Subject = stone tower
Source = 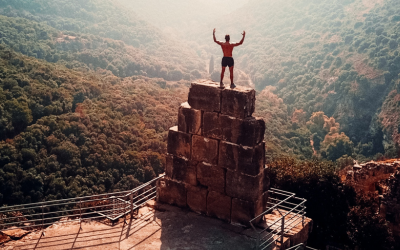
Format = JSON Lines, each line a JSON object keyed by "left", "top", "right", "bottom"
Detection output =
{"left": 158, "top": 80, "right": 269, "bottom": 225}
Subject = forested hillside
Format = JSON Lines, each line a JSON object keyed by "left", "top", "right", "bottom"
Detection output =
{"left": 0, "top": 45, "right": 187, "bottom": 205}
{"left": 0, "top": 0, "right": 208, "bottom": 205}
{"left": 191, "top": 0, "right": 400, "bottom": 161}
{"left": 0, "top": 0, "right": 205, "bottom": 80}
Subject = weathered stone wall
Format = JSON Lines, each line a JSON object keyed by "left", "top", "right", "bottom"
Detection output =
{"left": 157, "top": 80, "right": 269, "bottom": 225}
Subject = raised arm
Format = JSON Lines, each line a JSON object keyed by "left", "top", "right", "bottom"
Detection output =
{"left": 213, "top": 28, "right": 222, "bottom": 45}
{"left": 233, "top": 31, "right": 246, "bottom": 46}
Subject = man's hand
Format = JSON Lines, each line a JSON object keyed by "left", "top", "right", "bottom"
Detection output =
{"left": 235, "top": 31, "right": 246, "bottom": 46}
{"left": 213, "top": 28, "right": 216, "bottom": 34}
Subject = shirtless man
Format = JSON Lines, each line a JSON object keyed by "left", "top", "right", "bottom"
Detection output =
{"left": 213, "top": 28, "right": 246, "bottom": 89}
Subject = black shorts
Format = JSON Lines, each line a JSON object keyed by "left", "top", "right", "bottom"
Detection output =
{"left": 221, "top": 57, "right": 234, "bottom": 67}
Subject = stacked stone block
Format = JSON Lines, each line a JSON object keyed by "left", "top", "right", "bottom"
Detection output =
{"left": 158, "top": 80, "right": 269, "bottom": 225}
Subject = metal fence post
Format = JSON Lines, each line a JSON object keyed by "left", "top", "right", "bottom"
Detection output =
{"left": 41, "top": 205, "right": 44, "bottom": 229}
{"left": 79, "top": 199, "right": 82, "bottom": 230}
{"left": 302, "top": 199, "right": 305, "bottom": 226}
{"left": 280, "top": 216, "right": 285, "bottom": 250}
{"left": 130, "top": 193, "right": 134, "bottom": 216}
{"left": 122, "top": 193, "right": 128, "bottom": 225}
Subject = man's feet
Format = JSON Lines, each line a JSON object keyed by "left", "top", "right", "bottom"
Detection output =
{"left": 230, "top": 83, "right": 236, "bottom": 89}
{"left": 219, "top": 82, "right": 225, "bottom": 89}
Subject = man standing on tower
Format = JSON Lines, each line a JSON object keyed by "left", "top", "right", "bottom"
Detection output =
{"left": 213, "top": 28, "right": 245, "bottom": 89}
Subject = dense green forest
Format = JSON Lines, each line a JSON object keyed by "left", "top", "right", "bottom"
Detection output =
{"left": 0, "top": 45, "right": 188, "bottom": 205}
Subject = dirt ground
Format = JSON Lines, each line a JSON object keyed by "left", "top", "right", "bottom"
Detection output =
{"left": 1, "top": 204, "right": 257, "bottom": 250}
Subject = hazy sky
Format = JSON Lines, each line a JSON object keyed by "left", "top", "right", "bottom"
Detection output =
{"left": 117, "top": 0, "right": 249, "bottom": 36}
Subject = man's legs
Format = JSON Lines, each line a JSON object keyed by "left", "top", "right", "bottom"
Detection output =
{"left": 229, "top": 66, "right": 234, "bottom": 84}
{"left": 220, "top": 67, "right": 226, "bottom": 88}
{"left": 229, "top": 66, "right": 236, "bottom": 88}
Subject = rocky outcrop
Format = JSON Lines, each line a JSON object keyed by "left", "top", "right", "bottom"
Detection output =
{"left": 0, "top": 227, "right": 30, "bottom": 240}
{"left": 342, "top": 160, "right": 400, "bottom": 193}
{"left": 158, "top": 80, "right": 268, "bottom": 225}
{"left": 0, "top": 234, "right": 11, "bottom": 244}
{"left": 382, "top": 169, "right": 400, "bottom": 236}
{"left": 342, "top": 159, "right": 400, "bottom": 237}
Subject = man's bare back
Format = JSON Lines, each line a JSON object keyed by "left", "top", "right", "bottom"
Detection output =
{"left": 213, "top": 28, "right": 245, "bottom": 88}
{"left": 214, "top": 39, "right": 244, "bottom": 57}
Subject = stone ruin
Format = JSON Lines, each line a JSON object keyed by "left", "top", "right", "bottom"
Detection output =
{"left": 157, "top": 80, "right": 269, "bottom": 225}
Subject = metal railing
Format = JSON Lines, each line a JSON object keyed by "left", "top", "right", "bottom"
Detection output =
{"left": 250, "top": 188, "right": 307, "bottom": 250}
{"left": 286, "top": 243, "right": 318, "bottom": 250}
{"left": 0, "top": 175, "right": 165, "bottom": 235}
